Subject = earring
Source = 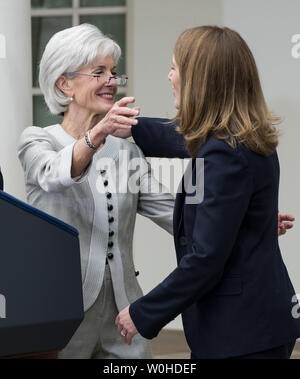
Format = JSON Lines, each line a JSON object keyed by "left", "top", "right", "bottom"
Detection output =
{"left": 69, "top": 96, "right": 74, "bottom": 103}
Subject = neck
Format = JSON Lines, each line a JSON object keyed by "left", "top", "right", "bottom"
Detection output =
{"left": 61, "top": 107, "right": 103, "bottom": 140}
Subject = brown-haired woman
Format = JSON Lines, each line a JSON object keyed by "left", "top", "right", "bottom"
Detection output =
{"left": 115, "top": 26, "right": 300, "bottom": 359}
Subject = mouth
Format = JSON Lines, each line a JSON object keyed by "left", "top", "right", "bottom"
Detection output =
{"left": 96, "top": 93, "right": 115, "bottom": 101}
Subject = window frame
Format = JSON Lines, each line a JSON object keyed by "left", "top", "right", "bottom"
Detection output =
{"left": 31, "top": 0, "right": 128, "bottom": 98}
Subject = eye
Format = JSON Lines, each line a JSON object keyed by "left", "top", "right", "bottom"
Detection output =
{"left": 111, "top": 71, "right": 118, "bottom": 76}
{"left": 94, "top": 71, "right": 104, "bottom": 75}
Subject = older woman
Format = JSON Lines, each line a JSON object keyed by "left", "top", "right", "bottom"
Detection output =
{"left": 18, "top": 24, "right": 174, "bottom": 359}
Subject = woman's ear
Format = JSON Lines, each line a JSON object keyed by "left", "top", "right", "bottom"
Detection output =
{"left": 56, "top": 76, "right": 73, "bottom": 98}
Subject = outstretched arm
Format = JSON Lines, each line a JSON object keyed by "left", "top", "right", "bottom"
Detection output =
{"left": 132, "top": 117, "right": 190, "bottom": 158}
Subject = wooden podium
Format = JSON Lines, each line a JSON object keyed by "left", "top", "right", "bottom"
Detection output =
{"left": 0, "top": 191, "right": 84, "bottom": 359}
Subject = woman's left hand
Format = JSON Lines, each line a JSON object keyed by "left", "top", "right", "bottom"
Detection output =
{"left": 115, "top": 306, "right": 138, "bottom": 345}
{"left": 278, "top": 212, "right": 295, "bottom": 236}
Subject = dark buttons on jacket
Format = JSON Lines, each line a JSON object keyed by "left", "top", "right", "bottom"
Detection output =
{"left": 109, "top": 217, "right": 114, "bottom": 223}
{"left": 109, "top": 231, "right": 114, "bottom": 237}
{"left": 104, "top": 180, "right": 109, "bottom": 187}
{"left": 108, "top": 204, "right": 113, "bottom": 212}
{"left": 107, "top": 252, "right": 114, "bottom": 260}
{"left": 135, "top": 271, "right": 140, "bottom": 277}
{"left": 108, "top": 241, "right": 114, "bottom": 248}
{"left": 179, "top": 236, "right": 188, "bottom": 246}
{"left": 106, "top": 192, "right": 112, "bottom": 199}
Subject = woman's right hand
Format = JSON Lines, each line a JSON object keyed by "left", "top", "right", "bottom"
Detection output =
{"left": 91, "top": 97, "right": 138, "bottom": 144}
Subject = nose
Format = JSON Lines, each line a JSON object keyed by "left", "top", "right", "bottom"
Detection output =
{"left": 106, "top": 76, "right": 117, "bottom": 87}
{"left": 168, "top": 70, "right": 172, "bottom": 82}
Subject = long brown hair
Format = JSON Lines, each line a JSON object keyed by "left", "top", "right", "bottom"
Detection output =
{"left": 173, "top": 26, "right": 280, "bottom": 157}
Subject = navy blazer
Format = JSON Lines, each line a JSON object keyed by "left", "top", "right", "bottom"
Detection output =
{"left": 130, "top": 117, "right": 300, "bottom": 359}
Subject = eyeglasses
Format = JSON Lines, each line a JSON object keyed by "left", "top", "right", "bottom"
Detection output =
{"left": 64, "top": 72, "right": 128, "bottom": 87}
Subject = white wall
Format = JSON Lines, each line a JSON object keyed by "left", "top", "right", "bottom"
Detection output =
{"left": 130, "top": 0, "right": 300, "bottom": 330}
{"left": 221, "top": 0, "right": 300, "bottom": 306}
{"left": 0, "top": 0, "right": 31, "bottom": 200}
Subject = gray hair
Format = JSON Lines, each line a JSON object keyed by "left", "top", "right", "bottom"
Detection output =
{"left": 39, "top": 23, "right": 121, "bottom": 115}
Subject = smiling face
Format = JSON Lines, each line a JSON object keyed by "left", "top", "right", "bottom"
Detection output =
{"left": 65, "top": 55, "right": 118, "bottom": 117}
{"left": 168, "top": 56, "right": 181, "bottom": 109}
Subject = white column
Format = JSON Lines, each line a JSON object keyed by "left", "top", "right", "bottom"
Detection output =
{"left": 0, "top": 0, "right": 32, "bottom": 200}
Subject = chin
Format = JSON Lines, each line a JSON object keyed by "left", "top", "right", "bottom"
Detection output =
{"left": 94, "top": 102, "right": 114, "bottom": 115}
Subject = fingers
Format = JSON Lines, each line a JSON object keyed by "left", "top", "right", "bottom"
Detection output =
{"left": 115, "top": 314, "right": 127, "bottom": 341}
{"left": 125, "top": 333, "right": 133, "bottom": 346}
{"left": 115, "top": 307, "right": 137, "bottom": 345}
{"left": 117, "top": 326, "right": 130, "bottom": 345}
{"left": 112, "top": 107, "right": 140, "bottom": 118}
{"left": 278, "top": 213, "right": 295, "bottom": 237}
{"left": 115, "top": 324, "right": 132, "bottom": 345}
{"left": 113, "top": 115, "right": 138, "bottom": 126}
{"left": 281, "top": 221, "right": 294, "bottom": 229}
{"left": 278, "top": 228, "right": 286, "bottom": 236}
{"left": 115, "top": 315, "right": 123, "bottom": 333}
{"left": 117, "top": 324, "right": 123, "bottom": 334}
{"left": 115, "top": 96, "right": 136, "bottom": 107}
{"left": 284, "top": 214, "right": 295, "bottom": 222}
{"left": 279, "top": 213, "right": 295, "bottom": 222}
{"left": 132, "top": 106, "right": 141, "bottom": 116}
{"left": 107, "top": 98, "right": 139, "bottom": 130}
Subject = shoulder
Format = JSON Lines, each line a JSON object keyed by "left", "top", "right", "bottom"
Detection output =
{"left": 195, "top": 137, "right": 254, "bottom": 198}
{"left": 199, "top": 136, "right": 278, "bottom": 173}
{"left": 197, "top": 136, "right": 250, "bottom": 168}
{"left": 19, "top": 125, "right": 56, "bottom": 144}
{"left": 195, "top": 137, "right": 253, "bottom": 189}
{"left": 18, "top": 126, "right": 60, "bottom": 159}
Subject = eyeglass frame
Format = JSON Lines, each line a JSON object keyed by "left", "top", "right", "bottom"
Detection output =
{"left": 63, "top": 72, "right": 128, "bottom": 86}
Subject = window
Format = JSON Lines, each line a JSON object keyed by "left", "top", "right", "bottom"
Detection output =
{"left": 31, "top": 0, "right": 127, "bottom": 127}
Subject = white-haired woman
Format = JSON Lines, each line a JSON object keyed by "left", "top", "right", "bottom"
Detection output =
{"left": 18, "top": 23, "right": 174, "bottom": 359}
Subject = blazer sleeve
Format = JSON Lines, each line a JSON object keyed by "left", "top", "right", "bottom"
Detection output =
{"left": 132, "top": 117, "right": 190, "bottom": 158}
{"left": 129, "top": 139, "right": 253, "bottom": 339}
{"left": 18, "top": 127, "right": 91, "bottom": 193}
